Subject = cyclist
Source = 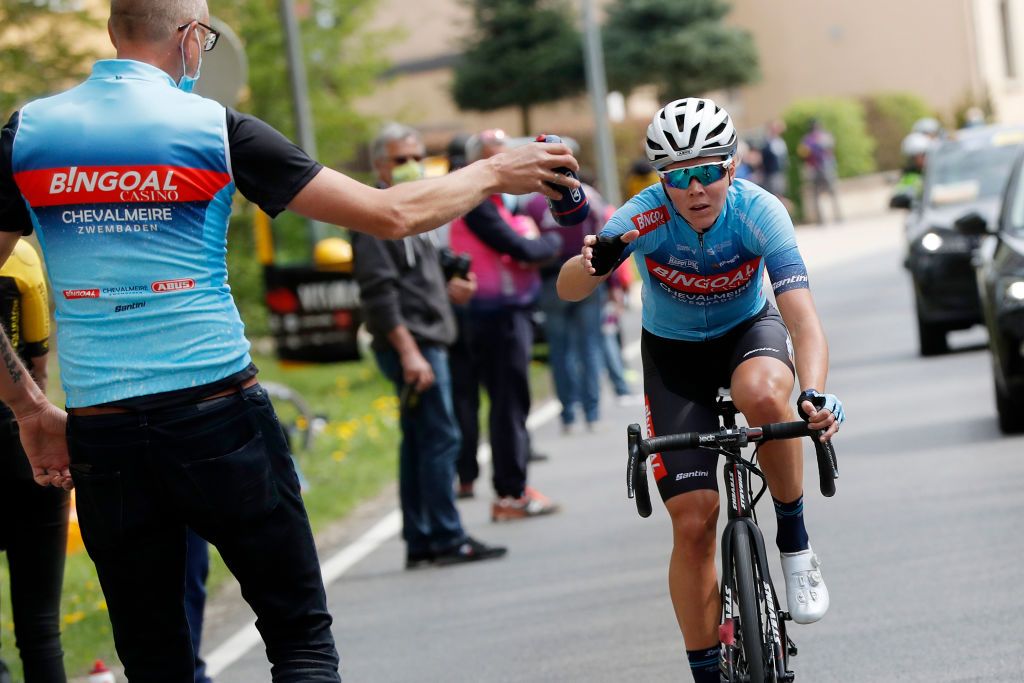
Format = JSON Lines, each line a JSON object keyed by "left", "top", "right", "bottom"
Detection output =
{"left": 556, "top": 98, "right": 844, "bottom": 683}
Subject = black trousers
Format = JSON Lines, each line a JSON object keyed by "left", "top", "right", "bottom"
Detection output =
{"left": 68, "top": 384, "right": 340, "bottom": 682}
{"left": 0, "top": 421, "right": 69, "bottom": 683}
{"left": 450, "top": 306, "right": 481, "bottom": 487}
{"left": 466, "top": 308, "right": 534, "bottom": 498}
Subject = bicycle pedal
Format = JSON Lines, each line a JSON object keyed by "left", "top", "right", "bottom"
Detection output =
{"left": 780, "top": 672, "right": 795, "bottom": 682}
{"left": 781, "top": 611, "right": 793, "bottom": 621}
{"left": 787, "top": 638, "right": 799, "bottom": 657}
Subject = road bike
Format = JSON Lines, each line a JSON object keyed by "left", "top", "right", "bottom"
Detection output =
{"left": 626, "top": 391, "right": 839, "bottom": 683}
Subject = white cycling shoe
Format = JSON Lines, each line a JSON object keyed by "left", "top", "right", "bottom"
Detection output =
{"left": 780, "top": 546, "right": 829, "bottom": 624}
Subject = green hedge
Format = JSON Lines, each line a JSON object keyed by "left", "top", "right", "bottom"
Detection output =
{"left": 862, "top": 92, "right": 935, "bottom": 171}
{"left": 781, "top": 97, "right": 876, "bottom": 222}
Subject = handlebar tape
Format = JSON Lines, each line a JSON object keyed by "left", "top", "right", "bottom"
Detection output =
{"left": 814, "top": 438, "right": 838, "bottom": 498}
{"left": 760, "top": 421, "right": 813, "bottom": 440}
{"left": 639, "top": 432, "right": 699, "bottom": 456}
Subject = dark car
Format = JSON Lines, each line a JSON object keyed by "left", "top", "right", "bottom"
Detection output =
{"left": 959, "top": 148, "right": 1024, "bottom": 432}
{"left": 899, "top": 125, "right": 1024, "bottom": 355}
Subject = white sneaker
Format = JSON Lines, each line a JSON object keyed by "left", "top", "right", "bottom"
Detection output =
{"left": 781, "top": 546, "right": 829, "bottom": 624}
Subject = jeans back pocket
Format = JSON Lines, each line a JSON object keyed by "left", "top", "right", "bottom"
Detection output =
{"left": 183, "top": 430, "right": 280, "bottom": 525}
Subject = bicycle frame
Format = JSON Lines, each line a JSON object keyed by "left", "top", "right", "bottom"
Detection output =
{"left": 626, "top": 392, "right": 836, "bottom": 682}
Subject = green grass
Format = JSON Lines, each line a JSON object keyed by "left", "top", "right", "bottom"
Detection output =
{"left": 0, "top": 351, "right": 553, "bottom": 680}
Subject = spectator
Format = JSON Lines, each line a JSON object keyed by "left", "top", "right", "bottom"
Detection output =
{"left": 798, "top": 119, "right": 844, "bottom": 224}
{"left": 352, "top": 123, "right": 506, "bottom": 567}
{"left": 450, "top": 129, "right": 561, "bottom": 520}
{"left": 0, "top": 239, "right": 67, "bottom": 683}
{"left": 524, "top": 182, "right": 608, "bottom": 432}
{"left": 761, "top": 120, "right": 790, "bottom": 199}
{"left": 0, "top": 2, "right": 578, "bottom": 678}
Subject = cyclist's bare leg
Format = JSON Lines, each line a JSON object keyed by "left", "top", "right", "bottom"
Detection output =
{"left": 730, "top": 356, "right": 802, "bottom": 501}
{"left": 665, "top": 489, "right": 721, "bottom": 648}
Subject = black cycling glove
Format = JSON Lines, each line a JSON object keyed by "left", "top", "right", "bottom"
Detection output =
{"left": 590, "top": 235, "right": 628, "bottom": 276}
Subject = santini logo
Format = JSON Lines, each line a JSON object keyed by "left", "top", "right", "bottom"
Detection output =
{"left": 675, "top": 470, "right": 709, "bottom": 481}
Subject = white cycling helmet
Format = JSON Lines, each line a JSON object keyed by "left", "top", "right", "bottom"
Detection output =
{"left": 645, "top": 98, "right": 738, "bottom": 170}
{"left": 901, "top": 131, "right": 932, "bottom": 157}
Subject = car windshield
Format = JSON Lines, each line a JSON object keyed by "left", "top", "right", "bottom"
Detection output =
{"left": 926, "top": 133, "right": 1024, "bottom": 209}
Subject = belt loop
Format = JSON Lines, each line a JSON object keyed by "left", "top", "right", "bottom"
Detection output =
{"left": 138, "top": 413, "right": 148, "bottom": 428}
{"left": 239, "top": 382, "right": 251, "bottom": 402}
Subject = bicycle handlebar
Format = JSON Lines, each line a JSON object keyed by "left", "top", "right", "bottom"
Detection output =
{"left": 627, "top": 421, "right": 839, "bottom": 517}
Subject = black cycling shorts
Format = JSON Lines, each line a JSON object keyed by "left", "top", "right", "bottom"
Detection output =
{"left": 642, "top": 305, "right": 795, "bottom": 502}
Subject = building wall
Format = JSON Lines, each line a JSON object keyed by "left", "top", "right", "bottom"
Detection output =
{"left": 361, "top": 0, "right": 1024, "bottom": 141}
{"left": 723, "top": 0, "right": 979, "bottom": 128}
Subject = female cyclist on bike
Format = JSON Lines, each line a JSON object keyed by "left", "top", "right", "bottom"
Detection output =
{"left": 556, "top": 98, "right": 844, "bottom": 683}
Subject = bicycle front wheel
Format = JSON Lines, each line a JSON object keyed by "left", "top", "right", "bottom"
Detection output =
{"left": 729, "top": 523, "right": 769, "bottom": 682}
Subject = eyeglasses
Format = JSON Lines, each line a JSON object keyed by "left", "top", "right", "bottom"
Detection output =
{"left": 658, "top": 158, "right": 733, "bottom": 189}
{"left": 391, "top": 155, "right": 424, "bottom": 165}
{"left": 177, "top": 21, "right": 220, "bottom": 52}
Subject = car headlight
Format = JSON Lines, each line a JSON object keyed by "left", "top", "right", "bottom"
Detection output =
{"left": 917, "top": 230, "right": 971, "bottom": 253}
{"left": 1005, "top": 279, "right": 1024, "bottom": 303}
{"left": 920, "top": 232, "right": 943, "bottom": 252}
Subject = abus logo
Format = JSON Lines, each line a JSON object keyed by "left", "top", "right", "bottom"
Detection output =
{"left": 152, "top": 278, "right": 195, "bottom": 293}
{"left": 631, "top": 206, "right": 670, "bottom": 234}
{"left": 63, "top": 289, "right": 100, "bottom": 299}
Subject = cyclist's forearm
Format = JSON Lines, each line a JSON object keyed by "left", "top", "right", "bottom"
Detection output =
{"left": 789, "top": 320, "right": 829, "bottom": 393}
{"left": 557, "top": 256, "right": 606, "bottom": 301}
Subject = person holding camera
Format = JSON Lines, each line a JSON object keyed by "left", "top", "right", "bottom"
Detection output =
{"left": 351, "top": 123, "right": 507, "bottom": 568}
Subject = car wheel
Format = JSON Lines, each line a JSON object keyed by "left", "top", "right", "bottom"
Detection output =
{"left": 994, "top": 371, "right": 1024, "bottom": 434}
{"left": 916, "top": 312, "right": 949, "bottom": 356}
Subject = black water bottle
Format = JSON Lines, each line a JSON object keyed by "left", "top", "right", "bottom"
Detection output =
{"left": 535, "top": 134, "right": 589, "bottom": 226}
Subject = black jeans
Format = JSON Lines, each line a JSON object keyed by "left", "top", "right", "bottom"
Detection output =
{"left": 68, "top": 385, "right": 341, "bottom": 682}
{"left": 0, "top": 421, "right": 69, "bottom": 683}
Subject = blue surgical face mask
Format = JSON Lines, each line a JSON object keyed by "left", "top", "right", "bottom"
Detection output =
{"left": 177, "top": 25, "right": 203, "bottom": 92}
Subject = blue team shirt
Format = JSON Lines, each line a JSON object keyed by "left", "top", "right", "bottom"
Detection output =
{"left": 10, "top": 60, "right": 250, "bottom": 406}
{"left": 601, "top": 179, "right": 808, "bottom": 342}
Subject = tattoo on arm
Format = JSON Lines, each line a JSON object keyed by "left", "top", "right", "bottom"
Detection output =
{"left": 0, "top": 329, "right": 23, "bottom": 385}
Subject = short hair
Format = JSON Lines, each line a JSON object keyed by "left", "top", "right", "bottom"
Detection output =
{"left": 371, "top": 123, "right": 423, "bottom": 163}
{"left": 109, "top": 0, "right": 207, "bottom": 43}
{"left": 465, "top": 128, "right": 507, "bottom": 162}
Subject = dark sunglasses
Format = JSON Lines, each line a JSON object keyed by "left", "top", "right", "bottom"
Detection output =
{"left": 177, "top": 21, "right": 220, "bottom": 52}
{"left": 391, "top": 155, "right": 424, "bottom": 165}
{"left": 658, "top": 157, "right": 733, "bottom": 189}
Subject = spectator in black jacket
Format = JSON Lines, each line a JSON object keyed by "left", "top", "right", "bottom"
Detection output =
{"left": 351, "top": 123, "right": 506, "bottom": 568}
{"left": 448, "top": 129, "right": 562, "bottom": 521}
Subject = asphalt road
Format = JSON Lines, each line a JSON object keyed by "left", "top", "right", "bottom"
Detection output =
{"left": 214, "top": 208, "right": 1024, "bottom": 682}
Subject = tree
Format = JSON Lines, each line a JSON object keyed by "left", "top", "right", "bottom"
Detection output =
{"left": 452, "top": 0, "right": 585, "bottom": 135}
{"left": 0, "top": 1, "right": 102, "bottom": 116}
{"left": 218, "top": 0, "right": 392, "bottom": 169}
{"left": 602, "top": 0, "right": 758, "bottom": 102}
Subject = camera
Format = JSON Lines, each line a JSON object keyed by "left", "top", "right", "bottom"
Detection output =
{"left": 439, "top": 247, "right": 472, "bottom": 281}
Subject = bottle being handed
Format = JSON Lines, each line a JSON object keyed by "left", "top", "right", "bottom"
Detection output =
{"left": 535, "top": 134, "right": 589, "bottom": 226}
{"left": 88, "top": 659, "right": 117, "bottom": 683}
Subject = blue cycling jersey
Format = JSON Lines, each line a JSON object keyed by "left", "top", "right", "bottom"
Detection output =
{"left": 600, "top": 179, "right": 809, "bottom": 341}
{"left": 10, "top": 60, "right": 250, "bottom": 406}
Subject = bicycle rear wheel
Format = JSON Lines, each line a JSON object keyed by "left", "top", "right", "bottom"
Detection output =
{"left": 728, "top": 523, "right": 769, "bottom": 682}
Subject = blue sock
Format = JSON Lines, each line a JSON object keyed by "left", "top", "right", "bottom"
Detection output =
{"left": 774, "top": 494, "right": 810, "bottom": 553}
{"left": 686, "top": 645, "right": 720, "bottom": 683}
